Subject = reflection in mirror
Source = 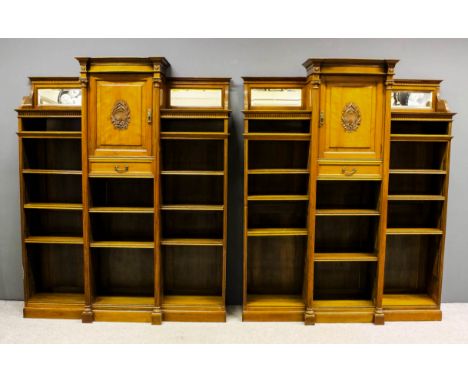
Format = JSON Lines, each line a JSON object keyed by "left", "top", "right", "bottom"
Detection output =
{"left": 170, "top": 89, "right": 223, "bottom": 107}
{"left": 38, "top": 89, "right": 82, "bottom": 106}
{"left": 392, "top": 91, "right": 432, "bottom": 109}
{"left": 251, "top": 88, "right": 302, "bottom": 107}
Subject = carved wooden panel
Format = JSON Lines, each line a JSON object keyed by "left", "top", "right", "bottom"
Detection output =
{"left": 88, "top": 75, "right": 153, "bottom": 157}
{"left": 319, "top": 77, "right": 384, "bottom": 160}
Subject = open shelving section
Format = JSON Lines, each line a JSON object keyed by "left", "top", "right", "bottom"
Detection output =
{"left": 17, "top": 77, "right": 84, "bottom": 319}
{"left": 382, "top": 79, "right": 455, "bottom": 321}
{"left": 312, "top": 179, "right": 382, "bottom": 323}
{"left": 159, "top": 78, "right": 230, "bottom": 322}
{"left": 242, "top": 78, "right": 311, "bottom": 321}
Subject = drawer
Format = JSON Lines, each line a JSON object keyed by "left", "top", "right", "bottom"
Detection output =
{"left": 318, "top": 163, "right": 382, "bottom": 180}
{"left": 89, "top": 161, "right": 153, "bottom": 178}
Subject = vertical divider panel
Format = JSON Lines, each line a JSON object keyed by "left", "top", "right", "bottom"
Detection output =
{"left": 152, "top": 68, "right": 164, "bottom": 325}
{"left": 222, "top": 122, "right": 229, "bottom": 305}
{"left": 18, "top": 118, "right": 30, "bottom": 302}
{"left": 434, "top": 121, "right": 452, "bottom": 304}
{"left": 78, "top": 59, "right": 93, "bottom": 323}
{"left": 242, "top": 122, "right": 249, "bottom": 313}
{"left": 304, "top": 65, "right": 320, "bottom": 325}
{"left": 374, "top": 62, "right": 397, "bottom": 325}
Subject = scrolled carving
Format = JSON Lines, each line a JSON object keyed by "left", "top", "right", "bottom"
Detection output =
{"left": 111, "top": 100, "right": 131, "bottom": 130}
{"left": 341, "top": 102, "right": 361, "bottom": 133}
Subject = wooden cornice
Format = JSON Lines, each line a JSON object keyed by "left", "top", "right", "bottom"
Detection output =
{"left": 75, "top": 57, "right": 170, "bottom": 74}
{"left": 303, "top": 58, "right": 399, "bottom": 76}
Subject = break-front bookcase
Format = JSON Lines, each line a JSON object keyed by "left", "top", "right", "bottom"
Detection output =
{"left": 17, "top": 57, "right": 230, "bottom": 324}
{"left": 242, "top": 59, "right": 455, "bottom": 324}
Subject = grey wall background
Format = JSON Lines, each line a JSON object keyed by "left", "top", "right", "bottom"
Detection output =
{"left": 1, "top": 39, "right": 467, "bottom": 304}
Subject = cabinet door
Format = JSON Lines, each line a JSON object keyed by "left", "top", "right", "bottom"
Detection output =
{"left": 319, "top": 77, "right": 384, "bottom": 160}
{"left": 88, "top": 75, "right": 153, "bottom": 158}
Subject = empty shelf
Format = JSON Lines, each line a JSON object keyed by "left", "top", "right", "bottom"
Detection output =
{"left": 25, "top": 236, "right": 83, "bottom": 245}
{"left": 383, "top": 294, "right": 437, "bottom": 307}
{"left": 313, "top": 300, "right": 374, "bottom": 308}
{"left": 22, "top": 169, "right": 82, "bottom": 175}
{"left": 247, "top": 228, "right": 308, "bottom": 237}
{"left": 386, "top": 228, "right": 444, "bottom": 235}
{"left": 244, "top": 133, "right": 311, "bottom": 141}
{"left": 389, "top": 169, "right": 446, "bottom": 175}
{"left": 28, "top": 293, "right": 84, "bottom": 305}
{"left": 248, "top": 195, "right": 308, "bottom": 201}
{"left": 388, "top": 195, "right": 445, "bottom": 201}
{"left": 24, "top": 203, "right": 83, "bottom": 210}
{"left": 314, "top": 253, "right": 378, "bottom": 262}
{"left": 161, "top": 132, "right": 228, "bottom": 140}
{"left": 161, "top": 204, "right": 224, "bottom": 211}
{"left": 315, "top": 209, "right": 380, "bottom": 216}
{"left": 248, "top": 169, "right": 309, "bottom": 175}
{"left": 89, "top": 207, "right": 154, "bottom": 213}
{"left": 93, "top": 296, "right": 154, "bottom": 307}
{"left": 160, "top": 238, "right": 223, "bottom": 246}
{"left": 246, "top": 295, "right": 304, "bottom": 308}
{"left": 18, "top": 131, "right": 82, "bottom": 139}
{"left": 390, "top": 134, "right": 452, "bottom": 142}
{"left": 90, "top": 241, "right": 155, "bottom": 249}
{"left": 161, "top": 170, "right": 224, "bottom": 176}
{"left": 163, "top": 295, "right": 223, "bottom": 307}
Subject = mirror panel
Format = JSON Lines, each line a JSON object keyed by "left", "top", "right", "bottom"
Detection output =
{"left": 170, "top": 89, "right": 223, "bottom": 108}
{"left": 37, "top": 89, "right": 82, "bottom": 106}
{"left": 251, "top": 88, "right": 302, "bottom": 107}
{"left": 391, "top": 91, "right": 432, "bottom": 109}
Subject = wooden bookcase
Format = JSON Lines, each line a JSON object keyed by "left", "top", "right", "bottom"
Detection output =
{"left": 383, "top": 79, "right": 454, "bottom": 321}
{"left": 159, "top": 78, "right": 230, "bottom": 322}
{"left": 17, "top": 77, "right": 85, "bottom": 319}
{"left": 242, "top": 78, "right": 311, "bottom": 321}
{"left": 17, "top": 57, "right": 454, "bottom": 326}
{"left": 242, "top": 60, "right": 455, "bottom": 324}
{"left": 17, "top": 58, "right": 230, "bottom": 324}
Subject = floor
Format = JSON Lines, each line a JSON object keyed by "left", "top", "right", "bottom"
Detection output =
{"left": 1, "top": 301, "right": 468, "bottom": 343}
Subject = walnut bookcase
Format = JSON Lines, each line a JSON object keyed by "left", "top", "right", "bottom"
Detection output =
{"left": 242, "top": 60, "right": 455, "bottom": 324}
{"left": 17, "top": 57, "right": 454, "bottom": 326}
{"left": 17, "top": 58, "right": 230, "bottom": 324}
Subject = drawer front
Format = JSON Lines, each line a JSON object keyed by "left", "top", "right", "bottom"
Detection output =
{"left": 318, "top": 163, "right": 382, "bottom": 180}
{"left": 89, "top": 161, "right": 153, "bottom": 177}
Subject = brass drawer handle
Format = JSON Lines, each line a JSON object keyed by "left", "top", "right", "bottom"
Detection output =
{"left": 341, "top": 167, "right": 357, "bottom": 176}
{"left": 114, "top": 165, "right": 129, "bottom": 173}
